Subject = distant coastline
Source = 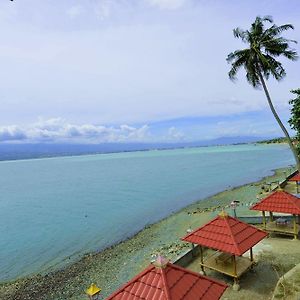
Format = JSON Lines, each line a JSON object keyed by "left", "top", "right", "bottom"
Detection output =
{"left": 257, "top": 136, "right": 294, "bottom": 145}
{"left": 0, "top": 136, "right": 284, "bottom": 162}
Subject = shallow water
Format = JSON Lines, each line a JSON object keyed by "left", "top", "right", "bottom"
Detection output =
{"left": 0, "top": 144, "right": 294, "bottom": 281}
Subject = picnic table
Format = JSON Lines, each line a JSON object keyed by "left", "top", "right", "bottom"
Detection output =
{"left": 215, "top": 252, "right": 232, "bottom": 264}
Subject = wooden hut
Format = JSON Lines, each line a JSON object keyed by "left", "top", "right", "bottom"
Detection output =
{"left": 181, "top": 211, "right": 267, "bottom": 288}
{"left": 250, "top": 190, "right": 300, "bottom": 239}
{"left": 106, "top": 255, "right": 227, "bottom": 300}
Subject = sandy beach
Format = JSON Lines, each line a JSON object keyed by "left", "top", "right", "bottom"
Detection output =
{"left": 0, "top": 166, "right": 295, "bottom": 300}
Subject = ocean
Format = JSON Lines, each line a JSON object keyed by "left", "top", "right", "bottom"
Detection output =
{"left": 0, "top": 144, "right": 294, "bottom": 281}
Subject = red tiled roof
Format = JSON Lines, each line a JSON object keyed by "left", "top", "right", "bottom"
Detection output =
{"left": 106, "top": 261, "right": 227, "bottom": 300}
{"left": 289, "top": 172, "right": 300, "bottom": 181}
{"left": 250, "top": 190, "right": 300, "bottom": 214}
{"left": 181, "top": 214, "right": 267, "bottom": 256}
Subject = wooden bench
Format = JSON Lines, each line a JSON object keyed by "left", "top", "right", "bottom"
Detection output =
{"left": 215, "top": 252, "right": 232, "bottom": 264}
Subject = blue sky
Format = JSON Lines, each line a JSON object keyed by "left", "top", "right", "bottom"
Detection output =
{"left": 0, "top": 0, "right": 299, "bottom": 143}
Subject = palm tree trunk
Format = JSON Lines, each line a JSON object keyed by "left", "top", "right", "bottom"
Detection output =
{"left": 258, "top": 71, "right": 300, "bottom": 171}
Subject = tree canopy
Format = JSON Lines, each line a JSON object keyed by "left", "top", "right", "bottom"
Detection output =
{"left": 289, "top": 89, "right": 300, "bottom": 154}
{"left": 227, "top": 16, "right": 298, "bottom": 88}
{"left": 227, "top": 16, "right": 300, "bottom": 170}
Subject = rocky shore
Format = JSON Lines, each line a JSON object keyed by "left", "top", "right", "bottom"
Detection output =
{"left": 0, "top": 167, "right": 292, "bottom": 300}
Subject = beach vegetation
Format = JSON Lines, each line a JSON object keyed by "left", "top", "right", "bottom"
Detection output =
{"left": 257, "top": 137, "right": 296, "bottom": 144}
{"left": 289, "top": 89, "right": 300, "bottom": 155}
{"left": 227, "top": 16, "right": 300, "bottom": 170}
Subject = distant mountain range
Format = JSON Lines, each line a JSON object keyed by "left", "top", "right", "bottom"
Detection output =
{"left": 192, "top": 136, "right": 269, "bottom": 146}
{"left": 0, "top": 136, "right": 277, "bottom": 161}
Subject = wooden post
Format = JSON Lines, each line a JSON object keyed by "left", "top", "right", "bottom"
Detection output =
{"left": 262, "top": 211, "right": 266, "bottom": 229}
{"left": 200, "top": 246, "right": 205, "bottom": 274}
{"left": 191, "top": 243, "right": 195, "bottom": 253}
{"left": 269, "top": 212, "right": 273, "bottom": 222}
{"left": 250, "top": 248, "right": 253, "bottom": 262}
{"left": 200, "top": 246, "right": 204, "bottom": 264}
{"left": 232, "top": 255, "right": 237, "bottom": 277}
{"left": 234, "top": 277, "right": 239, "bottom": 286}
{"left": 232, "top": 255, "right": 240, "bottom": 291}
{"left": 293, "top": 214, "right": 298, "bottom": 240}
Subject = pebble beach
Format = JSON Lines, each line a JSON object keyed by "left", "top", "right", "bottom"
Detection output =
{"left": 0, "top": 166, "right": 293, "bottom": 300}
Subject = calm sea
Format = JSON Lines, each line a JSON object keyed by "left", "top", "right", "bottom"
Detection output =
{"left": 0, "top": 144, "right": 294, "bottom": 281}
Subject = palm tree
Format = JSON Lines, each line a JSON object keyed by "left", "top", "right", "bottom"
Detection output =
{"left": 227, "top": 16, "right": 300, "bottom": 171}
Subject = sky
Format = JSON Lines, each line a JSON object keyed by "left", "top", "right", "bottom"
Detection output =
{"left": 0, "top": 0, "right": 299, "bottom": 143}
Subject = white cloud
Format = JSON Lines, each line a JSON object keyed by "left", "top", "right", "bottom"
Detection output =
{"left": 0, "top": 0, "right": 299, "bottom": 128}
{"left": 0, "top": 126, "right": 27, "bottom": 142}
{"left": 93, "top": 0, "right": 113, "bottom": 19}
{"left": 67, "top": 0, "right": 189, "bottom": 20}
{"left": 0, "top": 118, "right": 151, "bottom": 143}
{"left": 66, "top": 5, "right": 84, "bottom": 18}
{"left": 214, "top": 119, "right": 281, "bottom": 137}
{"left": 166, "top": 126, "right": 185, "bottom": 141}
{"left": 146, "top": 0, "right": 189, "bottom": 10}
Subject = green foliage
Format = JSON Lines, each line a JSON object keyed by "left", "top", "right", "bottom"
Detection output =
{"left": 227, "top": 16, "right": 300, "bottom": 170}
{"left": 289, "top": 89, "right": 300, "bottom": 155}
{"left": 227, "top": 16, "right": 298, "bottom": 88}
{"left": 257, "top": 137, "right": 296, "bottom": 144}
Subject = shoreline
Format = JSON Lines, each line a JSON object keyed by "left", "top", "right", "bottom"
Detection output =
{"left": 0, "top": 142, "right": 286, "bottom": 163}
{"left": 0, "top": 166, "right": 294, "bottom": 300}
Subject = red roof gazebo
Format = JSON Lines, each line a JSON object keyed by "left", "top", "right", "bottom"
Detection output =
{"left": 250, "top": 190, "right": 300, "bottom": 239}
{"left": 289, "top": 172, "right": 300, "bottom": 182}
{"left": 288, "top": 171, "right": 300, "bottom": 193}
{"left": 106, "top": 256, "right": 227, "bottom": 300}
{"left": 181, "top": 212, "right": 267, "bottom": 287}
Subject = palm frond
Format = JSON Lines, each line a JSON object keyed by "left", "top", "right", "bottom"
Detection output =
{"left": 282, "top": 49, "right": 298, "bottom": 60}
{"left": 261, "top": 15, "right": 273, "bottom": 23}
{"left": 259, "top": 53, "right": 286, "bottom": 80}
{"left": 245, "top": 63, "right": 260, "bottom": 87}
{"left": 227, "top": 49, "right": 250, "bottom": 70}
{"left": 233, "top": 27, "right": 248, "bottom": 43}
{"left": 291, "top": 89, "right": 300, "bottom": 96}
{"left": 268, "top": 24, "right": 294, "bottom": 36}
{"left": 227, "top": 15, "right": 298, "bottom": 85}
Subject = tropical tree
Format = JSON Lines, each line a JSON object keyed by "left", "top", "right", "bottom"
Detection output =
{"left": 289, "top": 89, "right": 300, "bottom": 155}
{"left": 227, "top": 16, "right": 300, "bottom": 171}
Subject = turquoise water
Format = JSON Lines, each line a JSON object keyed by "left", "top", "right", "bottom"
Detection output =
{"left": 0, "top": 144, "right": 294, "bottom": 281}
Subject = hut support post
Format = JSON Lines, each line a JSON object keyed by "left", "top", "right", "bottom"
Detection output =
{"left": 232, "top": 255, "right": 240, "bottom": 290}
{"left": 293, "top": 214, "right": 298, "bottom": 240}
{"left": 199, "top": 246, "right": 205, "bottom": 274}
{"left": 191, "top": 243, "right": 195, "bottom": 252}
{"left": 269, "top": 212, "right": 273, "bottom": 222}
{"left": 250, "top": 248, "right": 253, "bottom": 262}
{"left": 262, "top": 211, "right": 266, "bottom": 229}
{"left": 232, "top": 255, "right": 237, "bottom": 277}
{"left": 233, "top": 277, "right": 239, "bottom": 286}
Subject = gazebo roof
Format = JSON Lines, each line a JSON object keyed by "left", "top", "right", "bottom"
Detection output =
{"left": 106, "top": 256, "right": 227, "bottom": 300}
{"left": 250, "top": 190, "right": 300, "bottom": 214}
{"left": 181, "top": 212, "right": 267, "bottom": 256}
{"left": 289, "top": 172, "right": 300, "bottom": 181}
